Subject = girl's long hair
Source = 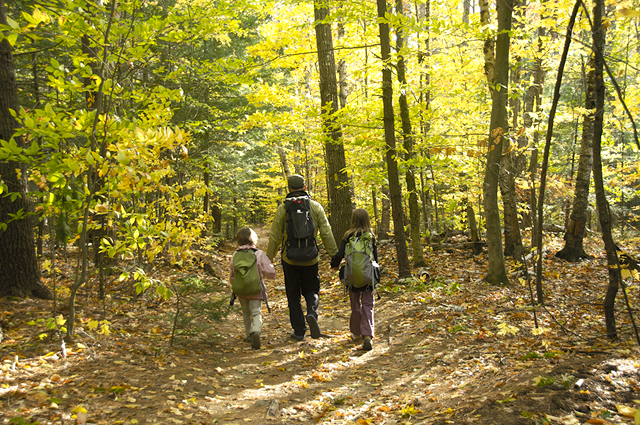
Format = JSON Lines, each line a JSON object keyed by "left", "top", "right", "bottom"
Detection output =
{"left": 343, "top": 208, "right": 372, "bottom": 240}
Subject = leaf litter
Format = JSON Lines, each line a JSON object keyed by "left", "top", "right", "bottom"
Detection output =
{"left": 1, "top": 231, "right": 639, "bottom": 424}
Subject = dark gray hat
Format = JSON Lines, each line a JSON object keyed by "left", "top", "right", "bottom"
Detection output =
{"left": 288, "top": 174, "right": 305, "bottom": 190}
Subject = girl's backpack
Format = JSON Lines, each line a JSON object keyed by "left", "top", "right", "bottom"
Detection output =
{"left": 232, "top": 249, "right": 261, "bottom": 296}
{"left": 344, "top": 232, "right": 379, "bottom": 289}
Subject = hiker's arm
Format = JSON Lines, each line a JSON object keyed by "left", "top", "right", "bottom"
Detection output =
{"left": 330, "top": 239, "right": 347, "bottom": 269}
{"left": 372, "top": 237, "right": 379, "bottom": 262}
{"left": 314, "top": 203, "right": 338, "bottom": 257}
{"left": 256, "top": 250, "right": 276, "bottom": 280}
{"left": 266, "top": 205, "right": 285, "bottom": 261}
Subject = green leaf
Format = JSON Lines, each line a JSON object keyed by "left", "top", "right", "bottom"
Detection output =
{"left": 5, "top": 16, "right": 19, "bottom": 29}
{"left": 7, "top": 33, "right": 17, "bottom": 47}
{"left": 117, "top": 150, "right": 130, "bottom": 165}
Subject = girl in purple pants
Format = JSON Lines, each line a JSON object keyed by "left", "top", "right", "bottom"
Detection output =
{"left": 331, "top": 209, "right": 378, "bottom": 351}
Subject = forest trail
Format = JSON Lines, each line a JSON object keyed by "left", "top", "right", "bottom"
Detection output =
{"left": 1, "top": 231, "right": 640, "bottom": 424}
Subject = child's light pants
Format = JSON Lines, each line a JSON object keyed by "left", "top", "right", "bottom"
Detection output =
{"left": 239, "top": 298, "right": 262, "bottom": 336}
{"left": 349, "top": 289, "right": 374, "bottom": 338}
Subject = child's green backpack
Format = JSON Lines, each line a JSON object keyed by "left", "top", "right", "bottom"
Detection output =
{"left": 344, "top": 232, "right": 379, "bottom": 289}
{"left": 232, "top": 249, "right": 261, "bottom": 297}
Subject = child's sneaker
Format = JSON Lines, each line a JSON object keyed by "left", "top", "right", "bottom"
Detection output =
{"left": 363, "top": 336, "right": 372, "bottom": 351}
{"left": 251, "top": 332, "right": 261, "bottom": 349}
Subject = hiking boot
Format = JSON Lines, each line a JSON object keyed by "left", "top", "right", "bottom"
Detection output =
{"left": 306, "top": 314, "right": 321, "bottom": 339}
{"left": 251, "top": 332, "right": 261, "bottom": 349}
{"left": 244, "top": 335, "right": 252, "bottom": 343}
{"left": 363, "top": 336, "right": 372, "bottom": 351}
{"left": 351, "top": 333, "right": 363, "bottom": 342}
{"left": 290, "top": 331, "right": 304, "bottom": 341}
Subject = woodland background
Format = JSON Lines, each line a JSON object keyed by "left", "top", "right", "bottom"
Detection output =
{"left": 0, "top": 0, "right": 640, "bottom": 418}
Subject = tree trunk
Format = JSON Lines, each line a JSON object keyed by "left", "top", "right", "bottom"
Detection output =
{"left": 483, "top": 0, "right": 511, "bottom": 285}
{"left": 397, "top": 0, "right": 425, "bottom": 268}
{"left": 524, "top": 28, "right": 544, "bottom": 241}
{"left": 417, "top": 0, "right": 433, "bottom": 238}
{"left": 379, "top": 186, "right": 391, "bottom": 240}
{"left": 499, "top": 146, "right": 524, "bottom": 260}
{"left": 534, "top": 0, "right": 581, "bottom": 304}
{"left": 0, "top": 0, "right": 51, "bottom": 299}
{"left": 555, "top": 55, "right": 596, "bottom": 262}
{"left": 314, "top": 0, "right": 352, "bottom": 243}
{"left": 479, "top": 0, "right": 495, "bottom": 95}
{"left": 588, "top": 0, "right": 618, "bottom": 339}
{"left": 377, "top": 0, "right": 411, "bottom": 278}
{"left": 466, "top": 205, "right": 483, "bottom": 255}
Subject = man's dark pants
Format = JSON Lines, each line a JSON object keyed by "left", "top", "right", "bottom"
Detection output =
{"left": 282, "top": 261, "right": 320, "bottom": 337}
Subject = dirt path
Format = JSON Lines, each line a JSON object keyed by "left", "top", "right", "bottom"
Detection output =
{"left": 1, "top": 235, "right": 640, "bottom": 424}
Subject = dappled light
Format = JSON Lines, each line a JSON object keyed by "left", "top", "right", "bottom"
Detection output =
{"left": 2, "top": 232, "right": 640, "bottom": 424}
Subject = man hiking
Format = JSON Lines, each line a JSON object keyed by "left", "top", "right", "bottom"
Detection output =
{"left": 267, "top": 174, "right": 338, "bottom": 340}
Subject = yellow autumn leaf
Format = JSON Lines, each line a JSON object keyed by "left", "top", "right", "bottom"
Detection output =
{"left": 71, "top": 405, "right": 87, "bottom": 413}
{"left": 616, "top": 404, "right": 636, "bottom": 417}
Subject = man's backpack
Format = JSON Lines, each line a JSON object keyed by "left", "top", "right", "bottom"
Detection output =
{"left": 284, "top": 195, "right": 318, "bottom": 262}
{"left": 344, "top": 232, "right": 379, "bottom": 289}
{"left": 232, "top": 249, "right": 262, "bottom": 297}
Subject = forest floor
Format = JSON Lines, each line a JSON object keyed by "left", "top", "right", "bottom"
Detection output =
{"left": 1, "top": 229, "right": 640, "bottom": 425}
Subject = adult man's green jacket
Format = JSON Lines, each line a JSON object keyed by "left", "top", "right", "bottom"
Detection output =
{"left": 267, "top": 191, "right": 338, "bottom": 265}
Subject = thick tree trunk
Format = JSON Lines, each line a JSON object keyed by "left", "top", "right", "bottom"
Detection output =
{"left": 314, "top": 0, "right": 352, "bottom": 243}
{"left": 555, "top": 56, "right": 596, "bottom": 262}
{"left": 396, "top": 0, "right": 425, "bottom": 267}
{"left": 482, "top": 0, "right": 511, "bottom": 285}
{"left": 377, "top": 0, "right": 411, "bottom": 278}
{"left": 0, "top": 0, "right": 51, "bottom": 299}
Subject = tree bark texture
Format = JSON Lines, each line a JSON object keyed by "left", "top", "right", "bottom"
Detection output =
{"left": 377, "top": 0, "right": 411, "bottom": 278}
{"left": 396, "top": 0, "right": 425, "bottom": 267}
{"left": 417, "top": 0, "right": 433, "bottom": 237}
{"left": 588, "top": 0, "right": 619, "bottom": 339}
{"left": 314, "top": 0, "right": 352, "bottom": 244}
{"left": 479, "top": 0, "right": 495, "bottom": 94}
{"left": 482, "top": 0, "right": 511, "bottom": 285}
{"left": 524, "top": 28, "right": 544, "bottom": 239}
{"left": 499, "top": 145, "right": 524, "bottom": 260}
{"left": 0, "top": 0, "right": 51, "bottom": 299}
{"left": 378, "top": 186, "right": 391, "bottom": 240}
{"left": 556, "top": 55, "right": 596, "bottom": 263}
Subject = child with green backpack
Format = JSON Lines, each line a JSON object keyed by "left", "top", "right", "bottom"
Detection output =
{"left": 229, "top": 227, "right": 276, "bottom": 349}
{"left": 330, "top": 209, "right": 380, "bottom": 351}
